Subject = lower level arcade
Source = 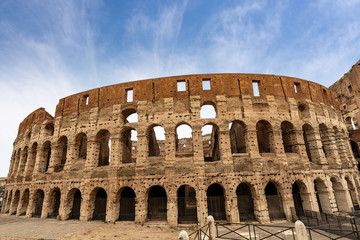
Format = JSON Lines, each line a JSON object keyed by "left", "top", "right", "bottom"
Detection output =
{"left": 2, "top": 172, "right": 360, "bottom": 226}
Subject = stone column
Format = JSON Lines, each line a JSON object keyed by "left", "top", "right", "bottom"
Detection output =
{"left": 219, "top": 126, "right": 233, "bottom": 172}
{"left": 80, "top": 191, "right": 91, "bottom": 221}
{"left": 135, "top": 192, "right": 147, "bottom": 224}
{"left": 164, "top": 126, "right": 176, "bottom": 174}
{"left": 64, "top": 139, "right": 76, "bottom": 170}
{"left": 106, "top": 189, "right": 116, "bottom": 223}
{"left": 47, "top": 140, "right": 59, "bottom": 173}
{"left": 308, "top": 127, "right": 327, "bottom": 165}
{"left": 340, "top": 177, "right": 355, "bottom": 212}
{"left": 41, "top": 190, "right": 50, "bottom": 219}
{"left": 323, "top": 128, "right": 341, "bottom": 166}
{"left": 167, "top": 191, "right": 177, "bottom": 226}
{"left": 24, "top": 148, "right": 36, "bottom": 177}
{"left": 109, "top": 134, "right": 121, "bottom": 168}
{"left": 192, "top": 125, "right": 205, "bottom": 165}
{"left": 135, "top": 130, "right": 147, "bottom": 167}
{"left": 196, "top": 184, "right": 208, "bottom": 226}
{"left": 246, "top": 125, "right": 261, "bottom": 158}
{"left": 85, "top": 137, "right": 98, "bottom": 169}
{"left": 282, "top": 188, "right": 295, "bottom": 221}
{"left": 292, "top": 129, "right": 309, "bottom": 160}
{"left": 272, "top": 128, "right": 286, "bottom": 156}
{"left": 25, "top": 190, "right": 34, "bottom": 218}
{"left": 306, "top": 177, "right": 320, "bottom": 212}
{"left": 228, "top": 190, "right": 240, "bottom": 223}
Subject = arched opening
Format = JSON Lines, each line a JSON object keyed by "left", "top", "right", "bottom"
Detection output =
{"left": 92, "top": 188, "right": 107, "bottom": 220}
{"left": 302, "top": 124, "right": 315, "bottom": 162}
{"left": 44, "top": 123, "right": 54, "bottom": 136}
{"left": 175, "top": 124, "right": 193, "bottom": 155}
{"left": 292, "top": 182, "right": 304, "bottom": 217}
{"left": 202, "top": 124, "right": 220, "bottom": 161}
{"left": 118, "top": 187, "right": 136, "bottom": 221}
{"left": 200, "top": 104, "right": 216, "bottom": 119}
{"left": 18, "top": 147, "right": 28, "bottom": 174}
{"left": 147, "top": 126, "right": 165, "bottom": 157}
{"left": 236, "top": 183, "right": 255, "bottom": 221}
{"left": 178, "top": 185, "right": 197, "bottom": 224}
{"left": 345, "top": 116, "right": 356, "bottom": 130}
{"left": 122, "top": 128, "right": 137, "bottom": 163}
{"left": 69, "top": 189, "right": 81, "bottom": 220}
{"left": 265, "top": 182, "right": 285, "bottom": 221}
{"left": 75, "top": 133, "right": 87, "bottom": 160}
{"left": 96, "top": 130, "right": 111, "bottom": 166}
{"left": 26, "top": 143, "right": 38, "bottom": 175}
{"left": 314, "top": 179, "right": 332, "bottom": 213}
{"left": 351, "top": 141, "right": 360, "bottom": 159}
{"left": 5, "top": 190, "right": 12, "bottom": 213}
{"left": 281, "top": 121, "right": 296, "bottom": 153}
{"left": 11, "top": 190, "right": 20, "bottom": 215}
{"left": 346, "top": 178, "right": 359, "bottom": 210}
{"left": 256, "top": 120, "right": 273, "bottom": 153}
{"left": 33, "top": 189, "right": 44, "bottom": 217}
{"left": 48, "top": 188, "right": 61, "bottom": 218}
{"left": 18, "top": 189, "right": 29, "bottom": 216}
{"left": 207, "top": 183, "right": 226, "bottom": 220}
{"left": 122, "top": 109, "right": 138, "bottom": 123}
{"left": 54, "top": 136, "right": 67, "bottom": 172}
{"left": 331, "top": 177, "right": 349, "bottom": 213}
{"left": 229, "top": 121, "right": 246, "bottom": 154}
{"left": 319, "top": 124, "right": 329, "bottom": 157}
{"left": 147, "top": 186, "right": 167, "bottom": 221}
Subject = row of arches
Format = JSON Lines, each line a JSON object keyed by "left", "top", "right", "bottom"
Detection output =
{"left": 3, "top": 176, "right": 358, "bottom": 223}
{"left": 10, "top": 119, "right": 351, "bottom": 177}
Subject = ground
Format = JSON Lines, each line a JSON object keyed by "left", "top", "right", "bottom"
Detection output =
{"left": 0, "top": 214, "right": 183, "bottom": 240}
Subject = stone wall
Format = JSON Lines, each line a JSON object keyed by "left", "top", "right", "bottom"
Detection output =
{"left": 3, "top": 73, "right": 359, "bottom": 226}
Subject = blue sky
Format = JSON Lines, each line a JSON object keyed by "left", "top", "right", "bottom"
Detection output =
{"left": 0, "top": 0, "right": 360, "bottom": 177}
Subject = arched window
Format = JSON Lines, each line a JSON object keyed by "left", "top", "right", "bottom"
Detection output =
{"left": 26, "top": 142, "right": 38, "bottom": 175}
{"left": 33, "top": 189, "right": 45, "bottom": 217}
{"left": 331, "top": 177, "right": 349, "bottom": 213}
{"left": 200, "top": 104, "right": 216, "bottom": 119}
{"left": 229, "top": 121, "right": 246, "bottom": 154}
{"left": 96, "top": 130, "right": 111, "bottom": 166}
{"left": 236, "top": 183, "right": 255, "bottom": 221}
{"left": 302, "top": 124, "right": 314, "bottom": 162}
{"left": 281, "top": 121, "right": 295, "bottom": 153}
{"left": 175, "top": 124, "right": 193, "bottom": 154}
{"left": 91, "top": 188, "right": 107, "bottom": 220}
{"left": 44, "top": 123, "right": 54, "bottom": 136}
{"left": 122, "top": 109, "right": 138, "bottom": 123}
{"left": 265, "top": 182, "right": 285, "bottom": 221}
{"left": 122, "top": 128, "right": 137, "bottom": 163}
{"left": 67, "top": 188, "right": 81, "bottom": 220}
{"left": 202, "top": 124, "right": 220, "bottom": 161}
{"left": 147, "top": 186, "right": 167, "bottom": 220}
{"left": 48, "top": 188, "right": 61, "bottom": 218}
{"left": 147, "top": 126, "right": 165, "bottom": 157}
{"left": 351, "top": 140, "right": 360, "bottom": 158}
{"left": 314, "top": 179, "right": 332, "bottom": 213}
{"left": 43, "top": 141, "right": 52, "bottom": 172}
{"left": 256, "top": 120, "right": 273, "bottom": 153}
{"left": 54, "top": 136, "right": 67, "bottom": 172}
{"left": 117, "top": 187, "right": 136, "bottom": 221}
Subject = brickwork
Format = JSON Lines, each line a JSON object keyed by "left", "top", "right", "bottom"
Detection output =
{"left": 3, "top": 73, "right": 360, "bottom": 226}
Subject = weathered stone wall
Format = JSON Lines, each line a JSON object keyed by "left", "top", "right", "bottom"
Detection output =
{"left": 3, "top": 73, "right": 360, "bottom": 226}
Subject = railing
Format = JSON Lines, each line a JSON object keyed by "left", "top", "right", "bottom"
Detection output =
{"left": 188, "top": 223, "right": 210, "bottom": 240}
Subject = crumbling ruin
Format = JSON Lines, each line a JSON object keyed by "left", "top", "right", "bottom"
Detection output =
{"left": 2, "top": 73, "right": 360, "bottom": 226}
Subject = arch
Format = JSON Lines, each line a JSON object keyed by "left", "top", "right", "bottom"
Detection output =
{"left": 122, "top": 108, "right": 138, "bottom": 123}
{"left": 5, "top": 190, "right": 12, "bottom": 213}
{"left": 200, "top": 103, "right": 216, "bottom": 119}
{"left": 256, "top": 120, "right": 273, "bottom": 153}
{"left": 18, "top": 189, "right": 30, "bottom": 216}
{"left": 117, "top": 187, "right": 136, "bottom": 221}
{"left": 178, "top": 185, "right": 197, "bottom": 224}
{"left": 44, "top": 123, "right": 54, "bottom": 136}
{"left": 207, "top": 183, "right": 226, "bottom": 220}
{"left": 75, "top": 133, "right": 87, "bottom": 160}
{"left": 47, "top": 188, "right": 61, "bottom": 218}
{"left": 18, "top": 147, "right": 28, "bottom": 174}
{"left": 281, "top": 121, "right": 296, "bottom": 153}
{"left": 147, "top": 125, "right": 165, "bottom": 157}
{"left": 236, "top": 183, "right": 255, "bottom": 221}
{"left": 91, "top": 188, "right": 107, "bottom": 220}
{"left": 345, "top": 177, "right": 359, "bottom": 210}
{"left": 43, "top": 141, "right": 52, "bottom": 172}
{"left": 175, "top": 124, "right": 193, "bottom": 155}
{"left": 351, "top": 141, "right": 360, "bottom": 159}
{"left": 229, "top": 121, "right": 247, "bottom": 154}
{"left": 147, "top": 186, "right": 167, "bottom": 221}
{"left": 314, "top": 179, "right": 332, "bottom": 213}
{"left": 265, "top": 182, "right": 285, "bottom": 221}
{"left": 26, "top": 142, "right": 38, "bottom": 175}
{"left": 121, "top": 128, "right": 137, "bottom": 163}
{"left": 96, "top": 130, "right": 111, "bottom": 166}
{"left": 291, "top": 181, "right": 312, "bottom": 217}
{"left": 10, "top": 190, "right": 20, "bottom": 215}
{"left": 33, "top": 189, "right": 45, "bottom": 217}
{"left": 54, "top": 136, "right": 67, "bottom": 172}
{"left": 202, "top": 124, "right": 220, "bottom": 161}
{"left": 330, "top": 177, "right": 350, "bottom": 213}
{"left": 302, "top": 124, "right": 315, "bottom": 162}
{"left": 68, "top": 188, "right": 82, "bottom": 220}
{"left": 319, "top": 123, "right": 329, "bottom": 157}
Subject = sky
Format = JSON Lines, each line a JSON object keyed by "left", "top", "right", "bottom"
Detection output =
{"left": 0, "top": 0, "right": 360, "bottom": 177}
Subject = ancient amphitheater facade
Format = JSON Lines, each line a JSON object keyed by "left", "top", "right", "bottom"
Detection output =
{"left": 2, "top": 74, "right": 360, "bottom": 226}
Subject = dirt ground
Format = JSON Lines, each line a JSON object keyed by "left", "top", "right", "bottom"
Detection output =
{"left": 0, "top": 214, "right": 195, "bottom": 240}
{"left": 60, "top": 222, "right": 185, "bottom": 240}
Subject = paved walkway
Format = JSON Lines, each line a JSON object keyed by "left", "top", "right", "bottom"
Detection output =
{"left": 0, "top": 214, "right": 101, "bottom": 239}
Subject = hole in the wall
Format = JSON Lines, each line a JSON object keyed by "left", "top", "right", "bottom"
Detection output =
{"left": 200, "top": 104, "right": 216, "bottom": 119}
{"left": 294, "top": 82, "right": 300, "bottom": 93}
{"left": 126, "top": 89, "right": 133, "bottom": 102}
{"left": 177, "top": 80, "right": 186, "bottom": 92}
{"left": 252, "top": 81, "right": 260, "bottom": 97}
{"left": 202, "top": 79, "right": 211, "bottom": 90}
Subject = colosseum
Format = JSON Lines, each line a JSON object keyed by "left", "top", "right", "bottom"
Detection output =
{"left": 2, "top": 73, "right": 360, "bottom": 226}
